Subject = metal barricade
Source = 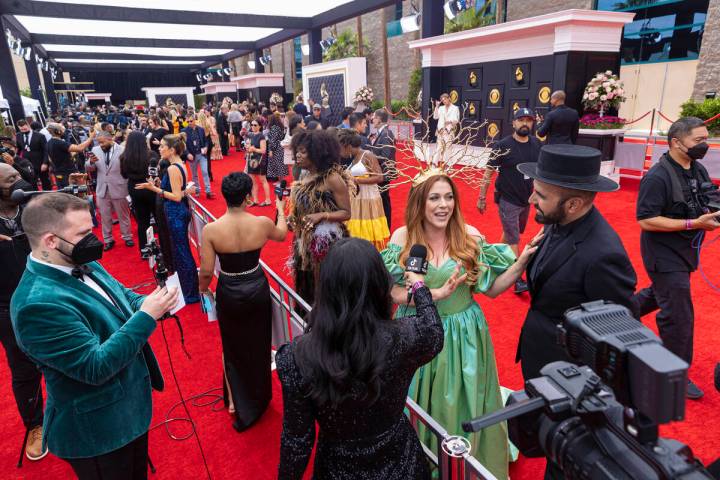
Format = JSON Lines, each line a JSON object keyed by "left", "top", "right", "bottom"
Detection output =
{"left": 186, "top": 196, "right": 497, "bottom": 480}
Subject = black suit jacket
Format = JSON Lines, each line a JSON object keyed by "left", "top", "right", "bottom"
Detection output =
{"left": 16, "top": 130, "right": 48, "bottom": 171}
{"left": 517, "top": 207, "right": 637, "bottom": 380}
{"left": 370, "top": 125, "right": 396, "bottom": 186}
{"left": 215, "top": 112, "right": 230, "bottom": 135}
{"left": 537, "top": 105, "right": 580, "bottom": 145}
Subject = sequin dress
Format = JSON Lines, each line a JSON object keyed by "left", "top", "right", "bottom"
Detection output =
{"left": 276, "top": 286, "right": 443, "bottom": 480}
{"left": 161, "top": 163, "right": 200, "bottom": 303}
{"left": 381, "top": 241, "right": 515, "bottom": 480}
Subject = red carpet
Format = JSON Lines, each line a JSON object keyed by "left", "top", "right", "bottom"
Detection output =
{"left": 1, "top": 149, "right": 718, "bottom": 479}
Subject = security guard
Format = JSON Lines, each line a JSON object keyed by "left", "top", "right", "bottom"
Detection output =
{"left": 635, "top": 116, "right": 720, "bottom": 400}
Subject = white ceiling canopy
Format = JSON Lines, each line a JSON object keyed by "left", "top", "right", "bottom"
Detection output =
{"left": 15, "top": 15, "right": 281, "bottom": 42}
{"left": 30, "top": 0, "right": 353, "bottom": 18}
{"left": 55, "top": 59, "right": 205, "bottom": 65}
{"left": 42, "top": 45, "right": 233, "bottom": 57}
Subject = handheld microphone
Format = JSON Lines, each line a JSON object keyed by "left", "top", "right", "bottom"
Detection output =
{"left": 274, "top": 179, "right": 289, "bottom": 199}
{"left": 405, "top": 244, "right": 428, "bottom": 304}
{"left": 10, "top": 185, "right": 89, "bottom": 204}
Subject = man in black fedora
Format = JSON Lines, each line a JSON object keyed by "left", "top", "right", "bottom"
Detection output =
{"left": 515, "top": 144, "right": 638, "bottom": 382}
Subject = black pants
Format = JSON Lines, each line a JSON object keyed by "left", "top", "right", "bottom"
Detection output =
{"left": 220, "top": 132, "right": 229, "bottom": 156}
{"left": 380, "top": 189, "right": 392, "bottom": 230}
{"left": 55, "top": 171, "right": 71, "bottom": 189}
{"left": 0, "top": 304, "right": 44, "bottom": 429}
{"left": 128, "top": 186, "right": 155, "bottom": 252}
{"left": 634, "top": 270, "right": 694, "bottom": 364}
{"left": 30, "top": 160, "right": 52, "bottom": 190}
{"left": 66, "top": 432, "right": 149, "bottom": 480}
{"left": 205, "top": 136, "right": 214, "bottom": 181}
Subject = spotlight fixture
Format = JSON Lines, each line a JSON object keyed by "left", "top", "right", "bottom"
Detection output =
{"left": 196, "top": 73, "right": 202, "bottom": 82}
{"left": 223, "top": 67, "right": 233, "bottom": 76}
{"left": 319, "top": 37, "right": 337, "bottom": 52}
{"left": 258, "top": 54, "right": 272, "bottom": 66}
{"left": 247, "top": 60, "right": 256, "bottom": 69}
{"left": 301, "top": 44, "right": 310, "bottom": 56}
{"left": 444, "top": 0, "right": 468, "bottom": 20}
{"left": 400, "top": 12, "right": 421, "bottom": 33}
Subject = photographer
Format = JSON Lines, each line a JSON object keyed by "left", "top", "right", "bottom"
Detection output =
{"left": 277, "top": 238, "right": 443, "bottom": 480}
{"left": 10, "top": 193, "right": 178, "bottom": 479}
{"left": 47, "top": 123, "right": 96, "bottom": 188}
{"left": 1, "top": 136, "right": 35, "bottom": 187}
{"left": 0, "top": 163, "right": 45, "bottom": 461}
{"left": 635, "top": 117, "right": 720, "bottom": 400}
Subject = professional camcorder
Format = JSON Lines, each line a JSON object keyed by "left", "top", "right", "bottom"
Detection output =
{"left": 698, "top": 181, "right": 720, "bottom": 211}
{"left": 463, "top": 301, "right": 716, "bottom": 479}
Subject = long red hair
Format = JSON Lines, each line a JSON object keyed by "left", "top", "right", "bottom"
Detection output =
{"left": 399, "top": 175, "right": 480, "bottom": 285}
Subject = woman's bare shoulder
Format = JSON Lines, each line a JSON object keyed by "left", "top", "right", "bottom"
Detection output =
{"left": 389, "top": 226, "right": 407, "bottom": 246}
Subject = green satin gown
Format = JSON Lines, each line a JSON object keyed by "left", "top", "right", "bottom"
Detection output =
{"left": 381, "top": 241, "right": 515, "bottom": 480}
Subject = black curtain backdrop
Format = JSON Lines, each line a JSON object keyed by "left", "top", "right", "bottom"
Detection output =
{"left": 71, "top": 71, "right": 199, "bottom": 105}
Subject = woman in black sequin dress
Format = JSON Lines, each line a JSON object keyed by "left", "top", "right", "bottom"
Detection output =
{"left": 276, "top": 238, "right": 443, "bottom": 479}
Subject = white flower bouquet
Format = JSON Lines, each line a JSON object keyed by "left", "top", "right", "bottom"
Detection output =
{"left": 582, "top": 71, "right": 626, "bottom": 116}
{"left": 353, "top": 86, "right": 374, "bottom": 104}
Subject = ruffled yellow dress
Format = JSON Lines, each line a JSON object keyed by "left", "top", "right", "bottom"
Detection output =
{"left": 381, "top": 241, "right": 515, "bottom": 480}
{"left": 346, "top": 152, "right": 390, "bottom": 250}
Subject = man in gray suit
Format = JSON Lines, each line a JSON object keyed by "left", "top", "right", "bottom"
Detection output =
{"left": 86, "top": 132, "right": 134, "bottom": 251}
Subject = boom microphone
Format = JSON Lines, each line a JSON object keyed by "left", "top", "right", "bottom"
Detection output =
{"left": 405, "top": 244, "right": 428, "bottom": 304}
{"left": 10, "top": 185, "right": 89, "bottom": 204}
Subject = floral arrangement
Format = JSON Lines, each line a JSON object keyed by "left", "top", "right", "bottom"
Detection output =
{"left": 269, "top": 92, "right": 284, "bottom": 106}
{"left": 582, "top": 71, "right": 626, "bottom": 116}
{"left": 353, "top": 86, "right": 374, "bottom": 104}
{"left": 580, "top": 114, "right": 626, "bottom": 130}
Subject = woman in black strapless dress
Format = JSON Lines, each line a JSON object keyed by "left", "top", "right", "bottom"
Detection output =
{"left": 198, "top": 172, "right": 288, "bottom": 431}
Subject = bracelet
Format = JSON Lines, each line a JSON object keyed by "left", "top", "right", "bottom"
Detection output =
{"left": 686, "top": 219, "right": 693, "bottom": 230}
{"left": 410, "top": 281, "right": 426, "bottom": 295}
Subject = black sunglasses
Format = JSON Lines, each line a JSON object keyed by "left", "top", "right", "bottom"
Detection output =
{"left": 251, "top": 123, "right": 259, "bottom": 127}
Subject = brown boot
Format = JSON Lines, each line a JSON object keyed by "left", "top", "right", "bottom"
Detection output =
{"left": 25, "top": 425, "right": 48, "bottom": 461}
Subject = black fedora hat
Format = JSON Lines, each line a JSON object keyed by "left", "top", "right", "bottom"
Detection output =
{"left": 517, "top": 144, "right": 618, "bottom": 192}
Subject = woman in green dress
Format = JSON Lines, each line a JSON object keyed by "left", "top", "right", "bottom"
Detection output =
{"left": 381, "top": 174, "right": 540, "bottom": 479}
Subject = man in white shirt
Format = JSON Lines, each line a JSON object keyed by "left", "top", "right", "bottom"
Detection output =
{"left": 432, "top": 93, "right": 460, "bottom": 166}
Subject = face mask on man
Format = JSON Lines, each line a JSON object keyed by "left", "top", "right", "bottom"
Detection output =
{"left": 680, "top": 140, "right": 709, "bottom": 161}
{"left": 0, "top": 178, "right": 33, "bottom": 203}
{"left": 54, "top": 232, "right": 104, "bottom": 265}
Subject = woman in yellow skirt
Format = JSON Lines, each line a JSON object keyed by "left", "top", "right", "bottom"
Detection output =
{"left": 338, "top": 129, "right": 390, "bottom": 250}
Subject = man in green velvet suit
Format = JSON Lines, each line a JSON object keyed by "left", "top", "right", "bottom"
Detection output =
{"left": 10, "top": 193, "right": 178, "bottom": 480}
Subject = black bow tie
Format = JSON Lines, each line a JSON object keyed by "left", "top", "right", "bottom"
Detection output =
{"left": 71, "top": 264, "right": 94, "bottom": 280}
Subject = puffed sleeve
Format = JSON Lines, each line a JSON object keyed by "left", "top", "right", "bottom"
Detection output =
{"left": 473, "top": 241, "right": 516, "bottom": 294}
{"left": 380, "top": 243, "right": 405, "bottom": 286}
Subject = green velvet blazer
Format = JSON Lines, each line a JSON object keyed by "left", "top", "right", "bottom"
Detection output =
{"left": 10, "top": 258, "right": 164, "bottom": 459}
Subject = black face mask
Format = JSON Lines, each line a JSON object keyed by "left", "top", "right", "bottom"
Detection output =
{"left": 1, "top": 178, "right": 33, "bottom": 202}
{"left": 682, "top": 141, "right": 709, "bottom": 160}
{"left": 55, "top": 232, "right": 104, "bottom": 265}
{"left": 515, "top": 126, "right": 531, "bottom": 137}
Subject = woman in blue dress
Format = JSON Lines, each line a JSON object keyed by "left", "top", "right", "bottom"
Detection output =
{"left": 137, "top": 133, "right": 200, "bottom": 304}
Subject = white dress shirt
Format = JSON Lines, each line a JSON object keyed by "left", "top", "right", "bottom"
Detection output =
{"left": 433, "top": 104, "right": 460, "bottom": 132}
{"left": 30, "top": 254, "right": 115, "bottom": 305}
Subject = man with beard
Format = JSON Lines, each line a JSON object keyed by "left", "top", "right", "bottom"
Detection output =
{"left": 0, "top": 162, "right": 46, "bottom": 461}
{"left": 477, "top": 108, "right": 541, "bottom": 293}
{"left": 515, "top": 144, "right": 637, "bottom": 382}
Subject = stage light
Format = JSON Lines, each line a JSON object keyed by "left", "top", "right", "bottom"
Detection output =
{"left": 258, "top": 54, "right": 272, "bottom": 66}
{"left": 319, "top": 37, "right": 336, "bottom": 52}
{"left": 196, "top": 73, "right": 202, "bottom": 82}
{"left": 444, "top": 1, "right": 468, "bottom": 20}
{"left": 301, "top": 44, "right": 310, "bottom": 56}
{"left": 400, "top": 13, "right": 421, "bottom": 33}
{"left": 247, "top": 60, "right": 256, "bottom": 69}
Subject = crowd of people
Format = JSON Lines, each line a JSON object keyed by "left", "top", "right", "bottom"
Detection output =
{"left": 1, "top": 87, "right": 719, "bottom": 480}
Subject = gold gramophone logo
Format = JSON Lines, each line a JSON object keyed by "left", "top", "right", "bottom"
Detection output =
{"left": 487, "top": 122, "right": 499, "bottom": 138}
{"left": 450, "top": 89, "right": 459, "bottom": 104}
{"left": 512, "top": 101, "right": 521, "bottom": 113}
{"left": 468, "top": 102, "right": 476, "bottom": 116}
{"left": 538, "top": 86, "right": 551, "bottom": 104}
{"left": 469, "top": 70, "right": 478, "bottom": 87}
{"left": 536, "top": 131, "right": 547, "bottom": 142}
{"left": 489, "top": 88, "right": 501, "bottom": 105}
{"left": 515, "top": 66, "right": 524, "bottom": 83}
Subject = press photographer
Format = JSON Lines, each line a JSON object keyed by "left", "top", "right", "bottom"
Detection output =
{"left": 10, "top": 192, "right": 178, "bottom": 479}
{"left": 0, "top": 162, "right": 45, "bottom": 461}
{"left": 634, "top": 116, "right": 720, "bottom": 400}
{"left": 1, "top": 136, "right": 35, "bottom": 188}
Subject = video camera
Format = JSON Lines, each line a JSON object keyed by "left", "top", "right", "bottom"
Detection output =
{"left": 462, "top": 301, "right": 716, "bottom": 479}
{"left": 698, "top": 181, "right": 720, "bottom": 211}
